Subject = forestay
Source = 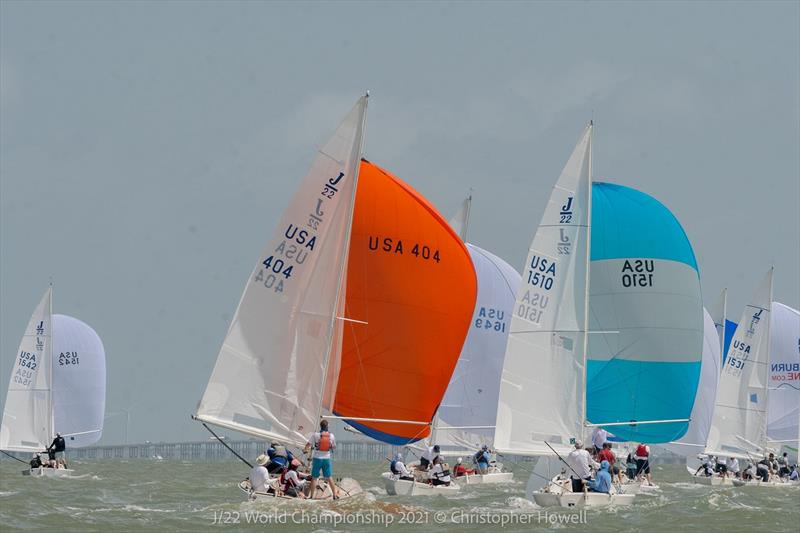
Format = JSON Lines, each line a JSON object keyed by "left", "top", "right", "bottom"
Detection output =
{"left": 195, "top": 96, "right": 368, "bottom": 446}
{"left": 435, "top": 244, "right": 520, "bottom": 451}
{"left": 586, "top": 182, "right": 703, "bottom": 443}
{"left": 0, "top": 289, "right": 53, "bottom": 452}
{"left": 494, "top": 123, "right": 592, "bottom": 456}
{"left": 52, "top": 314, "right": 106, "bottom": 447}
{"left": 332, "top": 160, "right": 477, "bottom": 444}
{"left": 705, "top": 268, "right": 773, "bottom": 458}
{"left": 767, "top": 302, "right": 799, "bottom": 446}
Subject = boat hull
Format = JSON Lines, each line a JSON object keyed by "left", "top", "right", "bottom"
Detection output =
{"left": 239, "top": 477, "right": 363, "bottom": 501}
{"left": 531, "top": 476, "right": 635, "bottom": 508}
{"left": 731, "top": 478, "right": 800, "bottom": 488}
{"left": 22, "top": 467, "right": 73, "bottom": 478}
{"left": 382, "top": 472, "right": 460, "bottom": 496}
{"left": 457, "top": 471, "right": 514, "bottom": 484}
{"left": 618, "top": 479, "right": 659, "bottom": 494}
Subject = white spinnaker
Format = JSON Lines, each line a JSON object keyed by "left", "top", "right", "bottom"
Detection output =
{"left": 494, "top": 123, "right": 591, "bottom": 456}
{"left": 448, "top": 193, "right": 472, "bottom": 242}
{"left": 767, "top": 302, "right": 799, "bottom": 446}
{"left": 196, "top": 96, "right": 368, "bottom": 446}
{"left": 52, "top": 314, "right": 106, "bottom": 447}
{"left": 435, "top": 243, "right": 520, "bottom": 451}
{"left": 0, "top": 289, "right": 53, "bottom": 452}
{"left": 662, "top": 308, "right": 720, "bottom": 455}
{"left": 705, "top": 268, "right": 773, "bottom": 459}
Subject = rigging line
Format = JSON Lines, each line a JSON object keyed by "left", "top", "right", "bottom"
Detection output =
{"left": 201, "top": 423, "right": 252, "bottom": 468}
{"left": 1, "top": 450, "right": 29, "bottom": 464}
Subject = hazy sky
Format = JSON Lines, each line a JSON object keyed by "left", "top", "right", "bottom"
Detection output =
{"left": 2, "top": 1, "right": 798, "bottom": 445}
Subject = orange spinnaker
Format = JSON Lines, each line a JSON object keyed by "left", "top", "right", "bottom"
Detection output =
{"left": 331, "top": 159, "right": 478, "bottom": 444}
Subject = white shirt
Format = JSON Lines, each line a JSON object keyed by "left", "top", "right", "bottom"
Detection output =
{"left": 567, "top": 449, "right": 598, "bottom": 479}
{"left": 282, "top": 469, "right": 305, "bottom": 490}
{"left": 307, "top": 431, "right": 336, "bottom": 460}
{"left": 430, "top": 463, "right": 451, "bottom": 482}
{"left": 250, "top": 465, "right": 270, "bottom": 492}
{"left": 395, "top": 460, "right": 410, "bottom": 476}
{"left": 421, "top": 446, "right": 439, "bottom": 463}
{"left": 591, "top": 428, "right": 608, "bottom": 450}
{"left": 729, "top": 458, "right": 740, "bottom": 473}
{"left": 716, "top": 456, "right": 727, "bottom": 466}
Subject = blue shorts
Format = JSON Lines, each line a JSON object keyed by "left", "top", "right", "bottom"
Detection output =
{"left": 311, "top": 457, "right": 332, "bottom": 478}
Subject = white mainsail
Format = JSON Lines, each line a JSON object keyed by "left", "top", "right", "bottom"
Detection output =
{"left": 767, "top": 302, "right": 799, "bottom": 448}
{"left": 494, "top": 123, "right": 592, "bottom": 456}
{"left": 195, "top": 95, "right": 368, "bottom": 446}
{"left": 705, "top": 268, "right": 773, "bottom": 459}
{"left": 0, "top": 288, "right": 53, "bottom": 452}
{"left": 52, "top": 314, "right": 106, "bottom": 447}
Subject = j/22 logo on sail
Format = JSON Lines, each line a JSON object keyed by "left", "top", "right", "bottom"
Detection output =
{"left": 559, "top": 197, "right": 573, "bottom": 224}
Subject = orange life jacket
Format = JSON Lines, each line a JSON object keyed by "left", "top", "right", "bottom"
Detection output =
{"left": 316, "top": 431, "right": 331, "bottom": 452}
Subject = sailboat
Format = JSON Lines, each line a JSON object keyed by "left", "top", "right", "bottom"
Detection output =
{"left": 701, "top": 272, "right": 800, "bottom": 487}
{"left": 338, "top": 161, "right": 477, "bottom": 497}
{"left": 495, "top": 123, "right": 704, "bottom": 507}
{"left": 194, "top": 95, "right": 477, "bottom": 500}
{"left": 416, "top": 193, "right": 519, "bottom": 485}
{"left": 1, "top": 287, "right": 106, "bottom": 477}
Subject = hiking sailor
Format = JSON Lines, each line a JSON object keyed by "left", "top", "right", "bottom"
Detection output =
{"left": 46, "top": 433, "right": 66, "bottom": 467}
{"left": 280, "top": 459, "right": 308, "bottom": 499}
{"left": 473, "top": 445, "right": 491, "bottom": 474}
{"left": 419, "top": 444, "right": 440, "bottom": 470}
{"left": 587, "top": 460, "right": 612, "bottom": 493}
{"left": 428, "top": 456, "right": 452, "bottom": 487}
{"left": 389, "top": 453, "right": 414, "bottom": 481}
{"left": 694, "top": 455, "right": 714, "bottom": 477}
{"left": 266, "top": 441, "right": 293, "bottom": 474}
{"left": 566, "top": 441, "right": 598, "bottom": 493}
{"left": 249, "top": 454, "right": 271, "bottom": 493}
{"left": 304, "top": 419, "right": 339, "bottom": 500}
{"left": 453, "top": 457, "right": 475, "bottom": 478}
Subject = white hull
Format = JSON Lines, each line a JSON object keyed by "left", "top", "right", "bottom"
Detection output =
{"left": 382, "top": 472, "right": 460, "bottom": 496}
{"left": 22, "top": 467, "right": 73, "bottom": 478}
{"left": 618, "top": 479, "right": 659, "bottom": 494}
{"left": 531, "top": 476, "right": 635, "bottom": 508}
{"left": 239, "top": 477, "right": 363, "bottom": 501}
{"left": 731, "top": 478, "right": 800, "bottom": 488}
{"left": 456, "top": 471, "right": 514, "bottom": 484}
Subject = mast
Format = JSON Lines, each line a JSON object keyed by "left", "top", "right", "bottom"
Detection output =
{"left": 47, "top": 283, "right": 54, "bottom": 442}
{"left": 463, "top": 189, "right": 473, "bottom": 242}
{"left": 580, "top": 121, "right": 594, "bottom": 444}
{"left": 314, "top": 92, "right": 370, "bottom": 425}
{"left": 761, "top": 267, "right": 774, "bottom": 451}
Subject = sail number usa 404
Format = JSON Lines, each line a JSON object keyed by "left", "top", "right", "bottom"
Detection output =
{"left": 367, "top": 236, "right": 441, "bottom": 262}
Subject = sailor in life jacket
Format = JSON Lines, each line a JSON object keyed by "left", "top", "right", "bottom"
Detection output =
{"left": 280, "top": 459, "right": 308, "bottom": 498}
{"left": 303, "top": 419, "right": 339, "bottom": 499}
{"left": 266, "top": 441, "right": 293, "bottom": 474}
{"left": 428, "top": 456, "right": 452, "bottom": 486}
{"left": 473, "top": 445, "right": 491, "bottom": 474}
{"left": 389, "top": 452, "right": 414, "bottom": 481}
{"left": 453, "top": 457, "right": 475, "bottom": 477}
{"left": 419, "top": 444, "right": 440, "bottom": 470}
{"left": 634, "top": 443, "right": 652, "bottom": 482}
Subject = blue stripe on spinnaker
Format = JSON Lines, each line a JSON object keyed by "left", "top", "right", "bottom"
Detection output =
{"left": 723, "top": 320, "right": 738, "bottom": 364}
{"left": 332, "top": 411, "right": 425, "bottom": 446}
{"left": 586, "top": 359, "right": 702, "bottom": 442}
{"left": 591, "top": 182, "right": 699, "bottom": 271}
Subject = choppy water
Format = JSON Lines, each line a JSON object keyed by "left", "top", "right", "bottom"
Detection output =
{"left": 1, "top": 458, "right": 797, "bottom": 532}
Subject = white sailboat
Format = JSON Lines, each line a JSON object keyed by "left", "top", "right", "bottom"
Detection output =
{"left": 194, "top": 95, "right": 369, "bottom": 501}
{"left": 700, "top": 269, "right": 798, "bottom": 487}
{"left": 497, "top": 123, "right": 705, "bottom": 507}
{"left": 1, "top": 288, "right": 106, "bottom": 477}
{"left": 412, "top": 193, "right": 518, "bottom": 485}
{"left": 494, "top": 123, "right": 633, "bottom": 508}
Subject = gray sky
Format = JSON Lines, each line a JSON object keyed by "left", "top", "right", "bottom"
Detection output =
{"left": 2, "top": 1, "right": 798, "bottom": 445}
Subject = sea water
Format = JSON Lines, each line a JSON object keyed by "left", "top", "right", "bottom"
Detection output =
{"left": 1, "top": 459, "right": 797, "bottom": 532}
